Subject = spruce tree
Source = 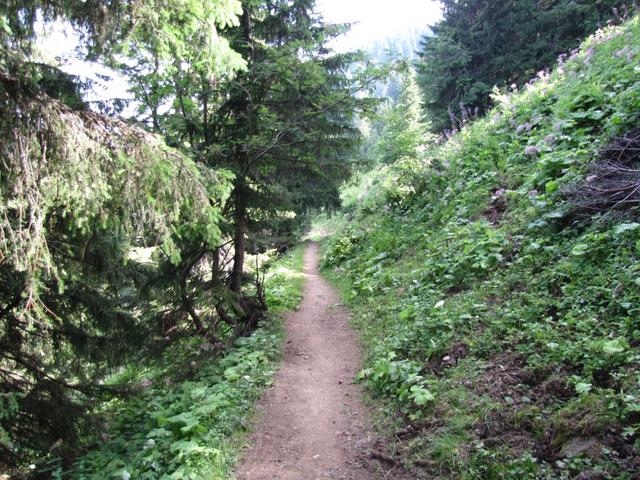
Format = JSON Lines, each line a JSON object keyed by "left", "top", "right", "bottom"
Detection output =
{"left": 376, "top": 67, "right": 431, "bottom": 165}
{"left": 0, "top": 0, "right": 240, "bottom": 466}
{"left": 417, "top": 0, "right": 635, "bottom": 131}
{"left": 207, "top": 0, "right": 374, "bottom": 298}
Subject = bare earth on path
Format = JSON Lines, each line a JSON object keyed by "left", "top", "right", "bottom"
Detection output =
{"left": 236, "top": 242, "right": 377, "bottom": 480}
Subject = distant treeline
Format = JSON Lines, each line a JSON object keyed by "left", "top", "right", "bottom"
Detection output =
{"left": 416, "top": 0, "right": 637, "bottom": 131}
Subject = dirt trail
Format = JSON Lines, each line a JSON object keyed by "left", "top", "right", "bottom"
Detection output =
{"left": 236, "top": 242, "right": 375, "bottom": 480}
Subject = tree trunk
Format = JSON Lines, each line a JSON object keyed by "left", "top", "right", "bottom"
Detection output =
{"left": 179, "top": 258, "right": 205, "bottom": 334}
{"left": 182, "top": 290, "right": 204, "bottom": 333}
{"left": 212, "top": 246, "right": 220, "bottom": 280}
{"left": 229, "top": 5, "right": 253, "bottom": 295}
{"left": 230, "top": 184, "right": 247, "bottom": 293}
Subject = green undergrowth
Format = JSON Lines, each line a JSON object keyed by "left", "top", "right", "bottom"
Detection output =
{"left": 321, "top": 17, "right": 640, "bottom": 480}
{"left": 65, "top": 245, "right": 305, "bottom": 479}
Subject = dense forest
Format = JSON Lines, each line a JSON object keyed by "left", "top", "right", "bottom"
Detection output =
{"left": 416, "top": 0, "right": 638, "bottom": 131}
{"left": 1, "top": 0, "right": 640, "bottom": 479}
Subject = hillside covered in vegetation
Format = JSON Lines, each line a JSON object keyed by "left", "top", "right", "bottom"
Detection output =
{"left": 322, "top": 14, "right": 640, "bottom": 480}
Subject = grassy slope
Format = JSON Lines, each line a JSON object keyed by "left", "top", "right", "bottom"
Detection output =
{"left": 321, "top": 17, "right": 640, "bottom": 480}
{"left": 66, "top": 246, "right": 305, "bottom": 479}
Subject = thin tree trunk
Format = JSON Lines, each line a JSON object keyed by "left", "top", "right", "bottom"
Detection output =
{"left": 212, "top": 246, "right": 220, "bottom": 279}
{"left": 229, "top": 4, "right": 253, "bottom": 295}
{"left": 151, "top": 52, "right": 161, "bottom": 132}
{"left": 182, "top": 290, "right": 204, "bottom": 333}
{"left": 230, "top": 184, "right": 247, "bottom": 293}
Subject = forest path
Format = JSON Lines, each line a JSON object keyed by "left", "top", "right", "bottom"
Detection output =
{"left": 236, "top": 242, "right": 376, "bottom": 480}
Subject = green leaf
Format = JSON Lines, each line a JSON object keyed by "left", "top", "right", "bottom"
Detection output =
{"left": 224, "top": 368, "right": 240, "bottom": 381}
{"left": 545, "top": 180, "right": 559, "bottom": 194}
{"left": 613, "top": 223, "right": 640, "bottom": 236}
{"left": 602, "top": 339, "right": 626, "bottom": 354}
{"left": 0, "top": 15, "right": 12, "bottom": 35}
{"left": 155, "top": 415, "right": 169, "bottom": 427}
{"left": 399, "top": 307, "right": 413, "bottom": 321}
{"left": 570, "top": 244, "right": 589, "bottom": 256}
{"left": 575, "top": 382, "right": 592, "bottom": 395}
{"left": 410, "top": 385, "right": 435, "bottom": 406}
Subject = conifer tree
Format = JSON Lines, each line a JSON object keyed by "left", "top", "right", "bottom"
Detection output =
{"left": 208, "top": 0, "right": 374, "bottom": 297}
{"left": 376, "top": 67, "right": 431, "bottom": 165}
{"left": 0, "top": 0, "right": 240, "bottom": 465}
{"left": 417, "top": 0, "right": 634, "bottom": 131}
